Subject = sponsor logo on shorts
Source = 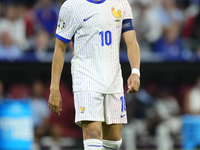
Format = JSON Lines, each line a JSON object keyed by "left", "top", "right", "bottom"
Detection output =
{"left": 80, "top": 106, "right": 85, "bottom": 113}
{"left": 121, "top": 114, "right": 126, "bottom": 118}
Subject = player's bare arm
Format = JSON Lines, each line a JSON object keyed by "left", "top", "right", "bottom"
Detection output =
{"left": 48, "top": 38, "right": 67, "bottom": 115}
{"left": 123, "top": 30, "right": 141, "bottom": 93}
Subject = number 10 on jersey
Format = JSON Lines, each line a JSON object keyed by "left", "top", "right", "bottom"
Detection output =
{"left": 99, "top": 31, "right": 112, "bottom": 46}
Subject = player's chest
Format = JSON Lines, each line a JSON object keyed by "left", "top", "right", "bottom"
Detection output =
{"left": 75, "top": 1, "right": 124, "bottom": 29}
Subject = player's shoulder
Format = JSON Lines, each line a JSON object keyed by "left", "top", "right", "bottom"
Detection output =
{"left": 120, "top": 0, "right": 131, "bottom": 5}
{"left": 61, "top": 0, "right": 73, "bottom": 9}
{"left": 61, "top": 0, "right": 84, "bottom": 10}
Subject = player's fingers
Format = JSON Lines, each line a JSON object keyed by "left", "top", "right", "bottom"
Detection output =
{"left": 53, "top": 104, "right": 60, "bottom": 115}
{"left": 56, "top": 103, "right": 61, "bottom": 115}
{"left": 51, "top": 103, "right": 55, "bottom": 112}
{"left": 52, "top": 105, "right": 57, "bottom": 115}
{"left": 136, "top": 81, "right": 140, "bottom": 90}
{"left": 127, "top": 78, "right": 132, "bottom": 93}
{"left": 132, "top": 81, "right": 138, "bottom": 91}
{"left": 128, "top": 80, "right": 139, "bottom": 93}
{"left": 132, "top": 81, "right": 139, "bottom": 92}
{"left": 135, "top": 79, "right": 140, "bottom": 90}
{"left": 48, "top": 102, "right": 53, "bottom": 111}
{"left": 127, "top": 79, "right": 133, "bottom": 93}
{"left": 50, "top": 102, "right": 55, "bottom": 112}
{"left": 127, "top": 78, "right": 132, "bottom": 89}
{"left": 127, "top": 88, "right": 131, "bottom": 93}
{"left": 127, "top": 85, "right": 134, "bottom": 93}
{"left": 55, "top": 107, "right": 60, "bottom": 115}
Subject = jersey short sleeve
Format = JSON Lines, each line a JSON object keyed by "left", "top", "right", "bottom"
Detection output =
{"left": 122, "top": 0, "right": 133, "bottom": 20}
{"left": 55, "top": 4, "right": 77, "bottom": 43}
{"left": 121, "top": 0, "right": 134, "bottom": 33}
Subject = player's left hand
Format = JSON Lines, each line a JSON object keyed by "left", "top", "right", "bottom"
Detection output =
{"left": 48, "top": 89, "right": 62, "bottom": 115}
{"left": 127, "top": 73, "right": 140, "bottom": 93}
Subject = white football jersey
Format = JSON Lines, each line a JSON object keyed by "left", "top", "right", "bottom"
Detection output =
{"left": 56, "top": 0, "right": 133, "bottom": 93}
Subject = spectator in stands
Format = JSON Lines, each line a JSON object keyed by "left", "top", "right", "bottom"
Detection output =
{"left": 184, "top": 76, "right": 200, "bottom": 115}
{"left": 31, "top": 79, "right": 50, "bottom": 128}
{"left": 33, "top": 30, "right": 53, "bottom": 61}
{"left": 153, "top": 88, "right": 181, "bottom": 150}
{"left": 0, "top": 0, "right": 199, "bottom": 62}
{"left": 159, "top": 0, "right": 184, "bottom": 28}
{"left": 182, "top": 0, "right": 199, "bottom": 39}
{"left": 40, "top": 124, "right": 76, "bottom": 150}
{"left": 122, "top": 87, "right": 154, "bottom": 150}
{"left": 195, "top": 45, "right": 200, "bottom": 60}
{"left": 0, "top": 4, "right": 28, "bottom": 50}
{"left": 0, "top": 80, "right": 5, "bottom": 99}
{"left": 192, "top": 0, "right": 200, "bottom": 61}
{"left": 19, "top": 3, "right": 36, "bottom": 38}
{"left": 30, "top": 79, "right": 50, "bottom": 149}
{"left": 152, "top": 23, "right": 187, "bottom": 61}
{"left": 0, "top": 2, "right": 2, "bottom": 17}
{"left": 0, "top": 31, "right": 23, "bottom": 61}
{"left": 182, "top": 75, "right": 200, "bottom": 149}
{"left": 34, "top": 0, "right": 58, "bottom": 36}
{"left": 191, "top": 4, "right": 200, "bottom": 42}
{"left": 131, "top": 0, "right": 162, "bottom": 48}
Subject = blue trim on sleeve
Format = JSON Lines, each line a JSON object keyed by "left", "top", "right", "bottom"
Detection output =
{"left": 55, "top": 34, "right": 71, "bottom": 43}
{"left": 88, "top": 145, "right": 102, "bottom": 147}
{"left": 122, "top": 19, "right": 134, "bottom": 33}
{"left": 86, "top": 0, "right": 106, "bottom": 4}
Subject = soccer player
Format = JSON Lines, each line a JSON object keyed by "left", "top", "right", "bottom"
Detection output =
{"left": 48, "top": 0, "right": 141, "bottom": 149}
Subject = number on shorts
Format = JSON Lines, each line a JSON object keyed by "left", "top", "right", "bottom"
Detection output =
{"left": 120, "top": 96, "right": 126, "bottom": 112}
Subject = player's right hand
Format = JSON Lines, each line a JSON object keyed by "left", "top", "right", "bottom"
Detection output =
{"left": 127, "top": 73, "right": 140, "bottom": 93}
{"left": 48, "top": 89, "right": 62, "bottom": 115}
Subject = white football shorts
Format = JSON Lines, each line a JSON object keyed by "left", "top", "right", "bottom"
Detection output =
{"left": 74, "top": 91, "right": 127, "bottom": 127}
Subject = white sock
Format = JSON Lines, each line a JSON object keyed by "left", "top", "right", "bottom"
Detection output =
{"left": 84, "top": 139, "right": 102, "bottom": 150}
{"left": 102, "top": 139, "right": 122, "bottom": 150}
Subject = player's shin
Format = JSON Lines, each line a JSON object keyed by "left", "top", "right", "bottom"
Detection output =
{"left": 102, "top": 139, "right": 122, "bottom": 150}
{"left": 84, "top": 139, "right": 102, "bottom": 150}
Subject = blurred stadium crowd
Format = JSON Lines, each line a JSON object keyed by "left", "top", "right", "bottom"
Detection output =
{"left": 1, "top": 76, "right": 200, "bottom": 150}
{"left": 0, "top": 0, "right": 200, "bottom": 150}
{"left": 0, "top": 0, "right": 199, "bottom": 62}
{"left": 0, "top": 79, "right": 83, "bottom": 150}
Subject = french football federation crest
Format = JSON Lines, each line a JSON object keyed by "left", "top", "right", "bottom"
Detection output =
{"left": 111, "top": 7, "right": 122, "bottom": 22}
{"left": 80, "top": 106, "right": 85, "bottom": 113}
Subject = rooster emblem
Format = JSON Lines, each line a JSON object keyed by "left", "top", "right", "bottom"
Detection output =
{"left": 111, "top": 7, "right": 122, "bottom": 22}
{"left": 80, "top": 106, "right": 85, "bottom": 113}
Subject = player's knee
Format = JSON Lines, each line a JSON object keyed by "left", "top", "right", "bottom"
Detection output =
{"left": 102, "top": 139, "right": 122, "bottom": 149}
{"left": 85, "top": 129, "right": 101, "bottom": 139}
{"left": 109, "top": 133, "right": 122, "bottom": 141}
{"left": 103, "top": 124, "right": 122, "bottom": 141}
{"left": 82, "top": 121, "right": 102, "bottom": 139}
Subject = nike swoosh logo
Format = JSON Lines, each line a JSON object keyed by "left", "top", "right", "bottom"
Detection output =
{"left": 83, "top": 16, "right": 94, "bottom": 22}
{"left": 121, "top": 114, "right": 126, "bottom": 118}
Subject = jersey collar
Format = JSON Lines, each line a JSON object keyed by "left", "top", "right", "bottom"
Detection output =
{"left": 86, "top": 0, "right": 106, "bottom": 4}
